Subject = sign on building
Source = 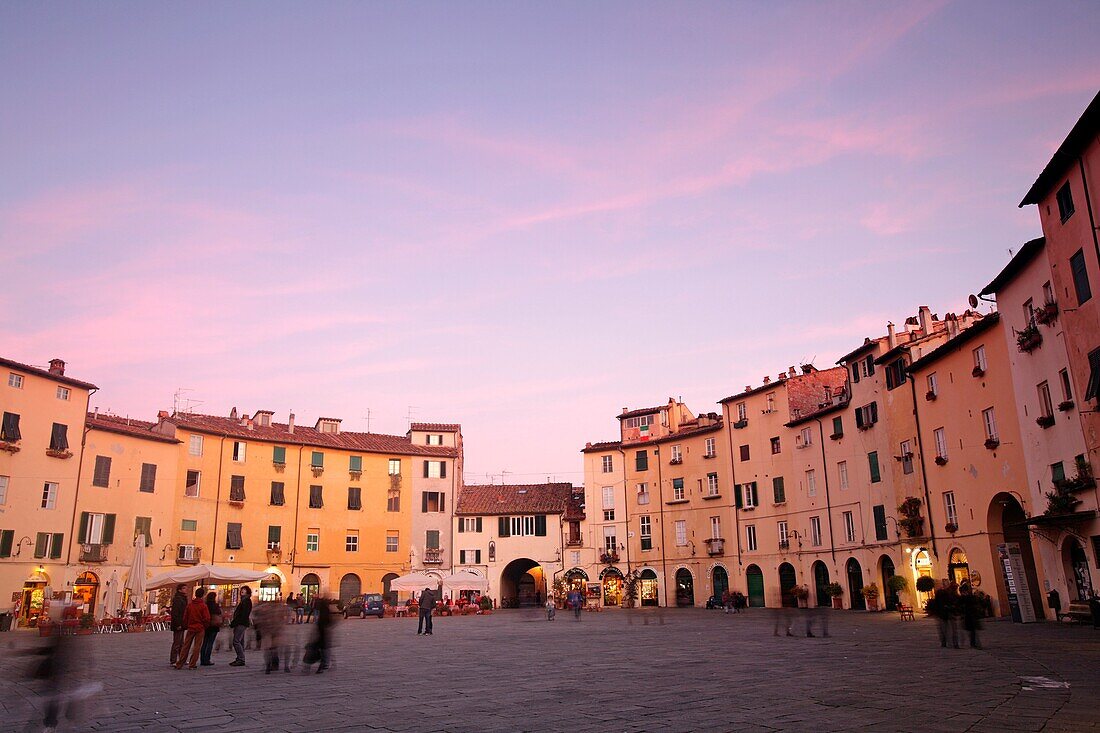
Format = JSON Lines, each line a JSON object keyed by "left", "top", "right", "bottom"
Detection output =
{"left": 997, "top": 542, "right": 1036, "bottom": 623}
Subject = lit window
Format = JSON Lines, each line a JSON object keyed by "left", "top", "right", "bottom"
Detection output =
{"left": 388, "top": 459, "right": 401, "bottom": 476}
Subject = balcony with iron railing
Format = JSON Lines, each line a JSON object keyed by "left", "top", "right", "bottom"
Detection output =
{"left": 423, "top": 548, "right": 444, "bottom": 565}
{"left": 177, "top": 546, "right": 201, "bottom": 565}
{"left": 566, "top": 537, "right": 583, "bottom": 547}
{"left": 80, "top": 544, "right": 109, "bottom": 563}
{"left": 704, "top": 538, "right": 724, "bottom": 556}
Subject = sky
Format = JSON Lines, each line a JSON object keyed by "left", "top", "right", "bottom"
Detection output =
{"left": 2, "top": 2, "right": 1099, "bottom": 484}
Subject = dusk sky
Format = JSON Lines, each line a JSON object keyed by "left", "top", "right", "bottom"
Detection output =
{"left": 2, "top": 2, "right": 1099, "bottom": 483}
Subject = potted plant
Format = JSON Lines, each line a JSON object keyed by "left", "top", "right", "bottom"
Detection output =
{"left": 935, "top": 455, "right": 948, "bottom": 466}
{"left": 898, "top": 497, "right": 925, "bottom": 538}
{"left": 1035, "top": 301, "right": 1058, "bottom": 325}
{"left": 621, "top": 572, "right": 639, "bottom": 608}
{"left": 1045, "top": 489, "right": 1082, "bottom": 516}
{"left": 77, "top": 612, "right": 95, "bottom": 635}
{"left": 944, "top": 521, "right": 959, "bottom": 533}
{"left": 1057, "top": 400, "right": 1074, "bottom": 412}
{"left": 791, "top": 584, "right": 810, "bottom": 608}
{"left": 886, "top": 575, "right": 909, "bottom": 604}
{"left": 915, "top": 576, "right": 936, "bottom": 595}
{"left": 479, "top": 596, "right": 493, "bottom": 614}
{"left": 984, "top": 438, "right": 1000, "bottom": 450}
{"left": 972, "top": 365, "right": 985, "bottom": 378}
{"left": 925, "top": 390, "right": 937, "bottom": 401}
{"left": 1036, "top": 415, "right": 1055, "bottom": 428}
{"left": 861, "top": 582, "right": 881, "bottom": 611}
{"left": 1016, "top": 324, "right": 1042, "bottom": 352}
{"left": 825, "top": 582, "right": 844, "bottom": 609}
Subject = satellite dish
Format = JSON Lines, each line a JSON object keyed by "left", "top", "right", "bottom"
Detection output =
{"left": 968, "top": 294, "right": 979, "bottom": 308}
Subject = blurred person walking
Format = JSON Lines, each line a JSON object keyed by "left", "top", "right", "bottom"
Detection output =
{"left": 199, "top": 592, "right": 222, "bottom": 666}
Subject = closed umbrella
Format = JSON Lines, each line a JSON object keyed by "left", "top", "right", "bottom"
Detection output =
{"left": 124, "top": 534, "right": 147, "bottom": 615}
{"left": 106, "top": 570, "right": 120, "bottom": 617}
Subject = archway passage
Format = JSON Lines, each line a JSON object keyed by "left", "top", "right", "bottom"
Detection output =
{"left": 880, "top": 556, "right": 898, "bottom": 611}
{"left": 381, "top": 572, "right": 400, "bottom": 605}
{"left": 778, "top": 563, "right": 797, "bottom": 607}
{"left": 259, "top": 575, "right": 281, "bottom": 602}
{"left": 675, "top": 568, "right": 695, "bottom": 607}
{"left": 339, "top": 573, "right": 362, "bottom": 605}
{"left": 639, "top": 569, "right": 659, "bottom": 607}
{"left": 712, "top": 566, "right": 729, "bottom": 601}
{"left": 500, "top": 558, "right": 545, "bottom": 607}
{"left": 988, "top": 493, "right": 1043, "bottom": 619}
{"left": 300, "top": 573, "right": 321, "bottom": 603}
{"left": 846, "top": 558, "right": 865, "bottom": 610}
{"left": 813, "top": 561, "right": 831, "bottom": 607}
{"left": 1066, "top": 540, "right": 1093, "bottom": 600}
{"left": 73, "top": 571, "right": 99, "bottom": 617}
{"left": 746, "top": 564, "right": 765, "bottom": 607}
{"left": 599, "top": 567, "right": 622, "bottom": 606}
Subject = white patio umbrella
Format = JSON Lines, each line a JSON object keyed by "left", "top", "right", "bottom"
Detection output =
{"left": 145, "top": 564, "right": 272, "bottom": 590}
{"left": 124, "top": 534, "right": 147, "bottom": 613}
{"left": 441, "top": 570, "right": 488, "bottom": 594}
{"left": 387, "top": 571, "right": 443, "bottom": 592}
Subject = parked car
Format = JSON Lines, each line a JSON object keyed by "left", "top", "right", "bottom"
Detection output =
{"left": 342, "top": 593, "right": 385, "bottom": 619}
{"left": 705, "top": 595, "right": 723, "bottom": 610}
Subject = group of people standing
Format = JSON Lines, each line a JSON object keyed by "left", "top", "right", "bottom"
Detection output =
{"left": 168, "top": 585, "right": 334, "bottom": 673}
{"left": 928, "top": 579, "right": 984, "bottom": 649}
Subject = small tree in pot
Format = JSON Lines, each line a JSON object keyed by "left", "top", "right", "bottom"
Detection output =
{"left": 824, "top": 582, "right": 844, "bottom": 609}
{"left": 886, "top": 575, "right": 909, "bottom": 605}
{"left": 791, "top": 584, "right": 810, "bottom": 608}
{"left": 861, "top": 582, "right": 881, "bottom": 611}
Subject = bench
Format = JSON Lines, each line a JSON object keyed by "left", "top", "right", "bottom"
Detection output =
{"left": 897, "top": 604, "right": 915, "bottom": 621}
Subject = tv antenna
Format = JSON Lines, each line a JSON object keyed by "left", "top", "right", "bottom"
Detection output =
{"left": 405, "top": 406, "right": 418, "bottom": 429}
{"left": 173, "top": 388, "right": 203, "bottom": 415}
{"left": 363, "top": 408, "right": 372, "bottom": 433}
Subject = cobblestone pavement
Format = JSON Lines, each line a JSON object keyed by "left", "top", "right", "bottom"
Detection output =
{"left": 2, "top": 608, "right": 1098, "bottom": 732}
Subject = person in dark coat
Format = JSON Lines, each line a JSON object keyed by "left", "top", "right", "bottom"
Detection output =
{"left": 418, "top": 587, "right": 435, "bottom": 635}
{"left": 302, "top": 598, "right": 334, "bottom": 673}
{"left": 199, "top": 592, "right": 222, "bottom": 666}
{"left": 959, "top": 582, "right": 983, "bottom": 649}
{"left": 930, "top": 580, "right": 960, "bottom": 649}
{"left": 230, "top": 586, "right": 252, "bottom": 666}
{"left": 169, "top": 585, "right": 188, "bottom": 666}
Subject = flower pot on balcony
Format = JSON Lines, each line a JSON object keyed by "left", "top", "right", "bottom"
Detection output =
{"left": 1036, "top": 415, "right": 1055, "bottom": 429}
{"left": 984, "top": 439, "right": 1000, "bottom": 450}
{"left": 944, "top": 522, "right": 958, "bottom": 533}
{"left": 1058, "top": 400, "right": 1074, "bottom": 412}
{"left": 733, "top": 419, "right": 748, "bottom": 430}
{"left": 1016, "top": 328, "right": 1042, "bottom": 353}
{"left": 45, "top": 449, "right": 73, "bottom": 459}
{"left": 972, "top": 367, "right": 985, "bottom": 378}
{"left": 829, "top": 432, "right": 843, "bottom": 441}
{"left": 1035, "top": 302, "right": 1058, "bottom": 325}
{"left": 935, "top": 456, "right": 948, "bottom": 466}
{"left": 0, "top": 441, "right": 21, "bottom": 453}
{"left": 925, "top": 390, "right": 937, "bottom": 401}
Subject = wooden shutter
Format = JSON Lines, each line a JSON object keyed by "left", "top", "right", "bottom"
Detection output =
{"left": 77, "top": 512, "right": 90, "bottom": 544}
{"left": 1, "top": 412, "right": 20, "bottom": 441}
{"left": 868, "top": 452, "right": 881, "bottom": 483}
{"left": 0, "top": 529, "right": 13, "bottom": 557}
{"left": 271, "top": 482, "right": 284, "bottom": 505}
{"left": 476, "top": 517, "right": 482, "bottom": 532}
{"left": 855, "top": 407, "right": 864, "bottom": 429}
{"left": 439, "top": 493, "right": 445, "bottom": 512}
{"left": 865, "top": 355, "right": 875, "bottom": 376}
{"left": 50, "top": 533, "right": 63, "bottom": 559}
{"left": 273, "top": 446, "right": 286, "bottom": 464}
{"left": 833, "top": 416, "right": 843, "bottom": 435}
{"left": 268, "top": 525, "right": 281, "bottom": 544}
{"left": 102, "top": 514, "right": 116, "bottom": 545}
{"left": 422, "top": 492, "right": 429, "bottom": 512}
{"left": 34, "top": 532, "right": 48, "bottom": 558}
{"left": 457, "top": 518, "right": 464, "bottom": 533}
{"left": 870, "top": 402, "right": 878, "bottom": 424}
{"left": 873, "top": 505, "right": 887, "bottom": 541}
{"left": 534, "top": 515, "right": 547, "bottom": 536}
{"left": 140, "top": 463, "right": 157, "bottom": 492}
{"left": 51, "top": 423, "right": 68, "bottom": 450}
{"left": 734, "top": 484, "right": 743, "bottom": 509}
{"left": 423, "top": 461, "right": 430, "bottom": 478}
{"left": 93, "top": 456, "right": 111, "bottom": 487}
{"left": 498, "top": 516, "right": 510, "bottom": 537}
{"left": 773, "top": 476, "right": 785, "bottom": 503}
{"left": 475, "top": 550, "right": 481, "bottom": 564}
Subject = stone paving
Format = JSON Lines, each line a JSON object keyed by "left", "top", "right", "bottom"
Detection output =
{"left": 1, "top": 608, "right": 1098, "bottom": 732}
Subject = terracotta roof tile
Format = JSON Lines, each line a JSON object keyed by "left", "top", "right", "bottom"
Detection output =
{"left": 0, "top": 356, "right": 97, "bottom": 391}
{"left": 409, "top": 423, "right": 461, "bottom": 432}
{"left": 456, "top": 483, "right": 579, "bottom": 516}
{"left": 86, "top": 413, "right": 180, "bottom": 444}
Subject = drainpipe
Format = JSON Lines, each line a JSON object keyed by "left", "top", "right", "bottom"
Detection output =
{"left": 654, "top": 446, "right": 669, "bottom": 607}
{"left": 66, "top": 386, "right": 98, "bottom": 566}
{"left": 721, "top": 402, "right": 741, "bottom": 568}
{"left": 290, "top": 446, "right": 305, "bottom": 576}
{"left": 210, "top": 435, "right": 226, "bottom": 564}
{"left": 908, "top": 372, "right": 939, "bottom": 559}
{"left": 813, "top": 416, "right": 838, "bottom": 567}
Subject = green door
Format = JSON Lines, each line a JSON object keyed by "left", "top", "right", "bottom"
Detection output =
{"left": 779, "top": 563, "right": 798, "bottom": 607}
{"left": 746, "top": 565, "right": 765, "bottom": 607}
{"left": 814, "top": 562, "right": 831, "bottom": 607}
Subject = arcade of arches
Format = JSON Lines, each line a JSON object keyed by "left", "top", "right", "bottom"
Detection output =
{"left": 501, "top": 558, "right": 545, "bottom": 607}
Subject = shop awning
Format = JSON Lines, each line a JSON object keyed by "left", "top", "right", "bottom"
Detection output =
{"left": 387, "top": 571, "right": 443, "bottom": 592}
{"left": 146, "top": 564, "right": 272, "bottom": 590}
{"left": 440, "top": 570, "right": 488, "bottom": 594}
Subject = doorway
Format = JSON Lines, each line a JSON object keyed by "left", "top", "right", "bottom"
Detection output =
{"left": 746, "top": 564, "right": 765, "bottom": 607}
{"left": 1066, "top": 540, "right": 1093, "bottom": 600}
{"left": 846, "top": 558, "right": 865, "bottom": 610}
{"left": 300, "top": 573, "right": 321, "bottom": 603}
{"left": 73, "top": 571, "right": 100, "bottom": 616}
{"left": 675, "top": 568, "right": 695, "bottom": 607}
{"left": 339, "top": 573, "right": 361, "bottom": 605}
{"left": 500, "top": 558, "right": 545, "bottom": 606}
{"left": 988, "top": 493, "right": 1044, "bottom": 618}
{"left": 639, "top": 569, "right": 659, "bottom": 607}
{"left": 382, "top": 572, "right": 400, "bottom": 605}
{"left": 778, "top": 563, "right": 797, "bottom": 607}
{"left": 813, "top": 561, "right": 831, "bottom": 607}
{"left": 712, "top": 566, "right": 729, "bottom": 601}
{"left": 880, "top": 556, "right": 897, "bottom": 611}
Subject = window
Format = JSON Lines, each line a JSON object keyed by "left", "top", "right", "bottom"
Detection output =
{"left": 347, "top": 486, "right": 362, "bottom": 510}
{"left": 385, "top": 532, "right": 398, "bottom": 552}
{"left": 93, "top": 456, "right": 112, "bottom": 487}
{"left": 800, "top": 427, "right": 812, "bottom": 447}
{"left": 226, "top": 522, "right": 243, "bottom": 550}
{"left": 704, "top": 516, "right": 718, "bottom": 541}
{"left": 426, "top": 434, "right": 443, "bottom": 446}
{"left": 312, "top": 451, "right": 324, "bottom": 469}
{"left": 7, "top": 373, "right": 22, "bottom": 388}
{"left": 927, "top": 373, "right": 938, "bottom": 397}
{"left": 973, "top": 346, "right": 987, "bottom": 373}
{"left": 771, "top": 436, "right": 781, "bottom": 454}
{"left": 778, "top": 521, "right": 789, "bottom": 547}
{"left": 704, "top": 438, "right": 716, "bottom": 457}
{"left": 868, "top": 452, "right": 881, "bottom": 483}
{"left": 229, "top": 475, "right": 246, "bottom": 503}
{"left": 502, "top": 515, "right": 547, "bottom": 537}
{"left": 944, "top": 491, "right": 958, "bottom": 526}
{"left": 270, "top": 481, "right": 285, "bottom": 505}
{"left": 273, "top": 446, "right": 286, "bottom": 465}
{"left": 1057, "top": 181, "right": 1075, "bottom": 222}
{"left": 181, "top": 519, "right": 198, "bottom": 532}
{"left": 810, "top": 516, "right": 822, "bottom": 547}
{"left": 34, "top": 532, "right": 64, "bottom": 560}
{"left": 745, "top": 525, "right": 757, "bottom": 551}
{"left": 851, "top": 362, "right": 861, "bottom": 383}
{"left": 138, "top": 463, "right": 156, "bottom": 493}
{"left": 838, "top": 461, "right": 849, "bottom": 490}
{"left": 637, "top": 483, "right": 650, "bottom": 505}
{"left": 601, "top": 455, "right": 613, "bottom": 473}
{"left": 79, "top": 512, "right": 113, "bottom": 545}
{"left": 675, "top": 520, "right": 687, "bottom": 546}
{"left": 805, "top": 469, "right": 817, "bottom": 497}
{"left": 1, "top": 412, "right": 21, "bottom": 442}
{"left": 1023, "top": 298, "right": 1035, "bottom": 325}
{"left": 185, "top": 470, "right": 200, "bottom": 498}
{"left": 603, "top": 509, "right": 615, "bottom": 521}
{"left": 623, "top": 414, "right": 655, "bottom": 430}
{"left": 422, "top": 491, "right": 445, "bottom": 513}
{"left": 670, "top": 445, "right": 682, "bottom": 462}
{"left": 48, "top": 423, "right": 68, "bottom": 451}
{"left": 424, "top": 460, "right": 447, "bottom": 478}
{"left": 56, "top": 386, "right": 70, "bottom": 401}
{"left": 306, "top": 531, "right": 319, "bottom": 552}
{"left": 349, "top": 455, "right": 362, "bottom": 473}
{"left": 934, "top": 427, "right": 948, "bottom": 459}
{"left": 388, "top": 459, "right": 401, "bottom": 476}
{"left": 843, "top": 511, "right": 856, "bottom": 543}
{"left": 635, "top": 451, "right": 648, "bottom": 471}
{"left": 736, "top": 402, "right": 747, "bottom": 421}
{"left": 772, "top": 476, "right": 785, "bottom": 504}
{"left": 309, "top": 485, "right": 323, "bottom": 509}
{"left": 873, "top": 505, "right": 887, "bottom": 541}
{"left": 900, "top": 440, "right": 914, "bottom": 475}
{"left": 42, "top": 482, "right": 58, "bottom": 509}
{"left": 1038, "top": 382, "right": 1054, "bottom": 418}
{"left": 602, "top": 486, "right": 615, "bottom": 509}
{"left": 346, "top": 533, "right": 359, "bottom": 552}
{"left": 134, "top": 516, "right": 152, "bottom": 545}
{"left": 739, "top": 445, "right": 749, "bottom": 461}
{"left": 863, "top": 355, "right": 875, "bottom": 378}
{"left": 832, "top": 416, "right": 843, "bottom": 438}
{"left": 189, "top": 434, "right": 203, "bottom": 457}
{"left": 0, "top": 475, "right": 7, "bottom": 505}
{"left": 459, "top": 517, "right": 483, "bottom": 533}
{"left": 1051, "top": 462, "right": 1066, "bottom": 484}
{"left": 1059, "top": 369, "right": 1073, "bottom": 401}
{"left": 603, "top": 525, "right": 617, "bottom": 552}
{"left": 884, "top": 359, "right": 906, "bottom": 390}
{"left": 0, "top": 529, "right": 12, "bottom": 557}
{"left": 267, "top": 525, "right": 281, "bottom": 550}
{"left": 1071, "top": 249, "right": 1093, "bottom": 305}
{"left": 387, "top": 491, "right": 400, "bottom": 512}
{"left": 765, "top": 393, "right": 776, "bottom": 412}
{"left": 232, "top": 441, "right": 246, "bottom": 462}
{"left": 982, "top": 408, "right": 998, "bottom": 441}
{"left": 459, "top": 549, "right": 482, "bottom": 564}
{"left": 640, "top": 516, "right": 652, "bottom": 550}
{"left": 706, "top": 472, "right": 719, "bottom": 497}
{"left": 855, "top": 402, "right": 878, "bottom": 429}
{"left": 672, "top": 478, "right": 685, "bottom": 501}
{"left": 737, "top": 482, "right": 758, "bottom": 509}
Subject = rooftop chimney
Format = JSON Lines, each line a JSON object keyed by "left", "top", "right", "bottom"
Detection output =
{"left": 800, "top": 364, "right": 813, "bottom": 374}
{"left": 763, "top": 376, "right": 771, "bottom": 384}
{"left": 778, "top": 373, "right": 787, "bottom": 381}
{"left": 789, "top": 366, "right": 797, "bottom": 377}
{"left": 157, "top": 410, "right": 169, "bottom": 419}
{"left": 887, "top": 322, "right": 897, "bottom": 349}
{"left": 287, "top": 412, "right": 295, "bottom": 434}
{"left": 945, "top": 312, "right": 959, "bottom": 339}
{"left": 229, "top": 407, "right": 238, "bottom": 420}
{"left": 745, "top": 385, "right": 751, "bottom": 392}
{"left": 48, "top": 358, "right": 65, "bottom": 376}
{"left": 918, "top": 305, "right": 932, "bottom": 335}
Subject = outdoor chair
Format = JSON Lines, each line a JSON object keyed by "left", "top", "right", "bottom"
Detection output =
{"left": 897, "top": 604, "right": 915, "bottom": 621}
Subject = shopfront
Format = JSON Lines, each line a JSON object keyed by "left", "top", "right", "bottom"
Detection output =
{"left": 599, "top": 567, "right": 622, "bottom": 607}
{"left": 912, "top": 547, "right": 934, "bottom": 606}
{"left": 948, "top": 547, "right": 971, "bottom": 586}
{"left": 639, "top": 569, "right": 659, "bottom": 607}
{"left": 300, "top": 573, "right": 321, "bottom": 603}
{"left": 18, "top": 571, "right": 50, "bottom": 626}
{"left": 72, "top": 571, "right": 100, "bottom": 616}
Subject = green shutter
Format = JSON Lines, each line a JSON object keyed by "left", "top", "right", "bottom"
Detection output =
{"left": 0, "top": 529, "right": 12, "bottom": 557}
{"left": 34, "top": 533, "right": 48, "bottom": 558}
{"left": 832, "top": 416, "right": 843, "bottom": 436}
{"left": 773, "top": 477, "right": 785, "bottom": 503}
{"left": 534, "top": 515, "right": 547, "bottom": 536}
{"left": 312, "top": 451, "right": 323, "bottom": 467}
{"left": 273, "top": 446, "right": 286, "bottom": 464}
{"left": 423, "top": 461, "right": 430, "bottom": 478}
{"left": 868, "top": 452, "right": 881, "bottom": 483}
{"left": 476, "top": 517, "right": 482, "bottom": 533}
{"left": 734, "top": 484, "right": 743, "bottom": 509}
{"left": 498, "top": 516, "right": 510, "bottom": 537}
{"left": 475, "top": 550, "right": 482, "bottom": 564}
{"left": 102, "top": 514, "right": 116, "bottom": 545}
{"left": 873, "top": 505, "right": 888, "bottom": 541}
{"left": 440, "top": 461, "right": 446, "bottom": 479}
{"left": 50, "top": 533, "right": 63, "bottom": 559}
{"left": 77, "top": 512, "right": 90, "bottom": 544}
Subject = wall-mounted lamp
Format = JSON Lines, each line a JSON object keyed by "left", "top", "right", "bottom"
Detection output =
{"left": 160, "top": 543, "right": 175, "bottom": 561}
{"left": 14, "top": 536, "right": 32, "bottom": 557}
